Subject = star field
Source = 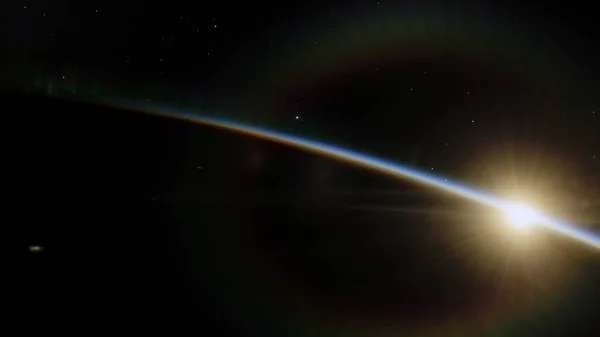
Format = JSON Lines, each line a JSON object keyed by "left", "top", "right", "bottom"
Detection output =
{"left": 2, "top": 1, "right": 598, "bottom": 217}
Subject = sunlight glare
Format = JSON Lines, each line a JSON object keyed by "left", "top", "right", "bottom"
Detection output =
{"left": 503, "top": 202, "right": 541, "bottom": 229}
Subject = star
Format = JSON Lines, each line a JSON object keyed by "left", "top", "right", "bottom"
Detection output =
{"left": 503, "top": 202, "right": 540, "bottom": 229}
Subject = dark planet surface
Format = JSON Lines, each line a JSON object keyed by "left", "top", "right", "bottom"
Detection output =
{"left": 9, "top": 92, "right": 600, "bottom": 336}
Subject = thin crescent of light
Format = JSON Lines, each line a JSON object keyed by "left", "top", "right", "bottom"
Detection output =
{"left": 112, "top": 100, "right": 600, "bottom": 251}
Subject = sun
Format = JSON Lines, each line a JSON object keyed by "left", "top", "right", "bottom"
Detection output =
{"left": 503, "top": 202, "right": 541, "bottom": 229}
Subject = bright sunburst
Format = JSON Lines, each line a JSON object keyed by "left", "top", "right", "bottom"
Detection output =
{"left": 503, "top": 202, "right": 541, "bottom": 229}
